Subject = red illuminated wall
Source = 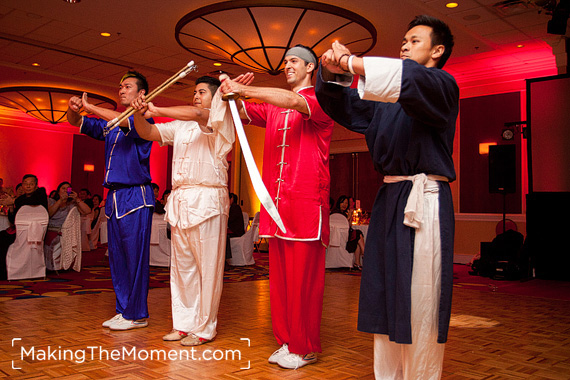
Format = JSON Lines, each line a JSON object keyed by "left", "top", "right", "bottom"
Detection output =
{"left": 71, "top": 134, "right": 105, "bottom": 197}
{"left": 0, "top": 117, "right": 73, "bottom": 194}
{"left": 528, "top": 75, "right": 570, "bottom": 192}
{"left": 459, "top": 92, "right": 522, "bottom": 214}
{"left": 1, "top": 110, "right": 172, "bottom": 198}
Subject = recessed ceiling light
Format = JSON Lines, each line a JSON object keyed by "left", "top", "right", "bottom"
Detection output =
{"left": 100, "top": 32, "right": 111, "bottom": 37}
{"left": 32, "top": 62, "right": 40, "bottom": 67}
{"left": 446, "top": 2, "right": 459, "bottom": 8}
{"left": 213, "top": 62, "right": 222, "bottom": 67}
{"left": 516, "top": 44, "right": 524, "bottom": 48}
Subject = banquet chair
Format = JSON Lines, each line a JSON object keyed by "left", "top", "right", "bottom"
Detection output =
{"left": 45, "top": 207, "right": 82, "bottom": 272}
{"left": 88, "top": 210, "right": 105, "bottom": 250}
{"left": 100, "top": 218, "right": 108, "bottom": 245}
{"left": 228, "top": 212, "right": 259, "bottom": 266}
{"left": 325, "top": 213, "right": 354, "bottom": 268}
{"left": 149, "top": 213, "right": 171, "bottom": 267}
{"left": 242, "top": 211, "right": 249, "bottom": 231}
{"left": 80, "top": 212, "right": 92, "bottom": 252}
{"left": 6, "top": 205, "right": 49, "bottom": 280}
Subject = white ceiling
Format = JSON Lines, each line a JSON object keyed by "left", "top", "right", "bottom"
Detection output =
{"left": 0, "top": 0, "right": 566, "bottom": 108}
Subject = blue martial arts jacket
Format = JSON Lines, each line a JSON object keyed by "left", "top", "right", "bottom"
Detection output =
{"left": 80, "top": 116, "right": 155, "bottom": 219}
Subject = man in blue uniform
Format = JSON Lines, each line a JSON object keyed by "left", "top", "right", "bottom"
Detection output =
{"left": 316, "top": 15, "right": 458, "bottom": 379}
{"left": 67, "top": 71, "right": 154, "bottom": 331}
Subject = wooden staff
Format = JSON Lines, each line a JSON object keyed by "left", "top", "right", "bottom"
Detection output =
{"left": 106, "top": 61, "right": 197, "bottom": 130}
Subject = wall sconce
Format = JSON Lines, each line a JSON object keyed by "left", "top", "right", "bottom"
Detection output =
{"left": 479, "top": 142, "right": 497, "bottom": 155}
{"left": 83, "top": 164, "right": 95, "bottom": 172}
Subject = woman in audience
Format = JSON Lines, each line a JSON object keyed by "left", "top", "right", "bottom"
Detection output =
{"left": 161, "top": 189, "right": 171, "bottom": 206}
{"left": 90, "top": 194, "right": 103, "bottom": 230}
{"left": 0, "top": 174, "right": 48, "bottom": 279}
{"left": 15, "top": 183, "right": 24, "bottom": 198}
{"left": 45, "top": 182, "right": 91, "bottom": 265}
{"left": 331, "top": 195, "right": 365, "bottom": 269}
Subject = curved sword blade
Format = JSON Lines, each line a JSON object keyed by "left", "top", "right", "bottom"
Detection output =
{"left": 226, "top": 99, "right": 286, "bottom": 233}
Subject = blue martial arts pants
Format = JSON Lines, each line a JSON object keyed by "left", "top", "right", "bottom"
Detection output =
{"left": 107, "top": 207, "right": 152, "bottom": 320}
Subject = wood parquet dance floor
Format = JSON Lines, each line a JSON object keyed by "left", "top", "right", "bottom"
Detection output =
{"left": 1, "top": 272, "right": 569, "bottom": 379}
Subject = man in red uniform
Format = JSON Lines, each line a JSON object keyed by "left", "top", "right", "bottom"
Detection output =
{"left": 220, "top": 45, "right": 334, "bottom": 369}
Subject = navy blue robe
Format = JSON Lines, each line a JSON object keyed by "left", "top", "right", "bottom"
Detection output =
{"left": 315, "top": 59, "right": 459, "bottom": 343}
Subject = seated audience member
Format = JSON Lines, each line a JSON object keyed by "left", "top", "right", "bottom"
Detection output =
{"left": 90, "top": 194, "right": 103, "bottom": 231}
{"left": 331, "top": 195, "right": 365, "bottom": 269}
{"left": 0, "top": 178, "right": 11, "bottom": 198}
{"left": 0, "top": 174, "right": 49, "bottom": 280}
{"left": 161, "top": 189, "right": 171, "bottom": 205}
{"left": 225, "top": 193, "right": 245, "bottom": 261}
{"left": 15, "top": 183, "right": 24, "bottom": 198}
{"left": 49, "top": 190, "right": 57, "bottom": 199}
{"left": 78, "top": 188, "right": 91, "bottom": 202}
{"left": 45, "top": 181, "right": 92, "bottom": 255}
{"left": 228, "top": 193, "right": 245, "bottom": 238}
{"left": 0, "top": 179, "right": 14, "bottom": 221}
{"left": 152, "top": 183, "right": 165, "bottom": 214}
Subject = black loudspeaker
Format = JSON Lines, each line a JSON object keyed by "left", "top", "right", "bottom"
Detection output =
{"left": 527, "top": 192, "right": 570, "bottom": 281}
{"left": 489, "top": 144, "right": 516, "bottom": 193}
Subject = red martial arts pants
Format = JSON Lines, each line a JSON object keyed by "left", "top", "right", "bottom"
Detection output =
{"left": 268, "top": 238, "right": 326, "bottom": 355}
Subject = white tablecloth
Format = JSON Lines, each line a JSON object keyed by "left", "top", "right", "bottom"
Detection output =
{"left": 352, "top": 224, "right": 369, "bottom": 242}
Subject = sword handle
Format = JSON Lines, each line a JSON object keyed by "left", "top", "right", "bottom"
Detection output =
{"left": 222, "top": 92, "right": 240, "bottom": 101}
{"left": 219, "top": 73, "right": 241, "bottom": 101}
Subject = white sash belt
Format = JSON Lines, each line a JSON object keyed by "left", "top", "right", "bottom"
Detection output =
{"left": 384, "top": 174, "right": 448, "bottom": 230}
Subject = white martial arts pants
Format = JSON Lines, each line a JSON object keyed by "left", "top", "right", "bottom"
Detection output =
{"left": 374, "top": 180, "right": 445, "bottom": 380}
{"left": 170, "top": 214, "right": 227, "bottom": 340}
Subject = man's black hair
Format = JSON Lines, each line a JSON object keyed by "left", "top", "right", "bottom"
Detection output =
{"left": 22, "top": 174, "right": 38, "bottom": 185}
{"left": 408, "top": 15, "right": 454, "bottom": 69}
{"left": 121, "top": 70, "right": 149, "bottom": 94}
{"left": 196, "top": 76, "right": 222, "bottom": 96}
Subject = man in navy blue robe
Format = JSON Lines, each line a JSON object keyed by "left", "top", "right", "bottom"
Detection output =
{"left": 316, "top": 15, "right": 458, "bottom": 379}
{"left": 67, "top": 71, "right": 154, "bottom": 331}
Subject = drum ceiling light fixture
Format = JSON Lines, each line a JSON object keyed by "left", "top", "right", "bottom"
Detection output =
{"left": 0, "top": 86, "right": 116, "bottom": 125}
{"left": 175, "top": 0, "right": 377, "bottom": 75}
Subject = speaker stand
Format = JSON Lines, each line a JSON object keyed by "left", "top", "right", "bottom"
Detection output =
{"left": 500, "top": 189, "right": 507, "bottom": 233}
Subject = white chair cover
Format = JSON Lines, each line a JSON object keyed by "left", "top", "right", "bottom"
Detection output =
{"left": 100, "top": 219, "right": 108, "bottom": 244}
{"left": 228, "top": 212, "right": 259, "bottom": 266}
{"left": 88, "top": 209, "right": 105, "bottom": 250}
{"left": 6, "top": 205, "right": 49, "bottom": 280}
{"left": 242, "top": 211, "right": 249, "bottom": 230}
{"left": 80, "top": 212, "right": 92, "bottom": 251}
{"left": 325, "top": 213, "right": 354, "bottom": 268}
{"left": 149, "top": 213, "right": 171, "bottom": 267}
{"left": 61, "top": 207, "right": 82, "bottom": 271}
{"left": 45, "top": 207, "right": 82, "bottom": 271}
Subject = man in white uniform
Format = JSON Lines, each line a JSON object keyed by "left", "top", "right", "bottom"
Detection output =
{"left": 130, "top": 75, "right": 241, "bottom": 346}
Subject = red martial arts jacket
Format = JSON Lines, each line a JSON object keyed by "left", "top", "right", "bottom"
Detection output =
{"left": 243, "top": 86, "right": 334, "bottom": 246}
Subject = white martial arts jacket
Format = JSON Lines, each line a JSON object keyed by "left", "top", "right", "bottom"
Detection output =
{"left": 155, "top": 94, "right": 234, "bottom": 229}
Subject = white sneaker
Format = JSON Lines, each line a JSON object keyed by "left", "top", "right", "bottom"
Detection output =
{"left": 102, "top": 314, "right": 122, "bottom": 328}
{"left": 109, "top": 316, "right": 148, "bottom": 331}
{"left": 277, "top": 352, "right": 317, "bottom": 369}
{"left": 268, "top": 343, "right": 289, "bottom": 364}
